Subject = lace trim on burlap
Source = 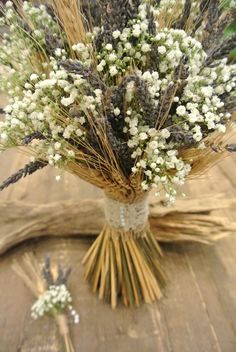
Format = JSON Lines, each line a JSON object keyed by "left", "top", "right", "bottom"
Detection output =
{"left": 104, "top": 194, "right": 149, "bottom": 232}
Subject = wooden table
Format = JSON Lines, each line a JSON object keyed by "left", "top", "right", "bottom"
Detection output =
{"left": 0, "top": 116, "right": 236, "bottom": 351}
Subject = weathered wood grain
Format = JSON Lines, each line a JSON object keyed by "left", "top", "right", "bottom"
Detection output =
{"left": 0, "top": 195, "right": 235, "bottom": 255}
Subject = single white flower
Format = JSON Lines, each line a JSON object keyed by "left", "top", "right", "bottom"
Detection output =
{"left": 139, "top": 132, "right": 148, "bottom": 141}
{"left": 108, "top": 53, "right": 117, "bottom": 62}
{"left": 149, "top": 141, "right": 158, "bottom": 150}
{"left": 161, "top": 129, "right": 171, "bottom": 139}
{"left": 114, "top": 108, "right": 120, "bottom": 116}
{"left": 176, "top": 105, "right": 186, "bottom": 116}
{"left": 141, "top": 43, "right": 151, "bottom": 53}
{"left": 97, "top": 64, "right": 104, "bottom": 72}
{"left": 54, "top": 142, "right": 61, "bottom": 150}
{"left": 158, "top": 46, "right": 166, "bottom": 55}
{"left": 105, "top": 43, "right": 113, "bottom": 51}
{"left": 109, "top": 65, "right": 118, "bottom": 76}
{"left": 112, "top": 30, "right": 121, "bottom": 39}
{"left": 30, "top": 74, "right": 39, "bottom": 82}
{"left": 217, "top": 124, "right": 226, "bottom": 133}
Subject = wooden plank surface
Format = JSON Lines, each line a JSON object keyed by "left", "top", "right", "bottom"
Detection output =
{"left": 0, "top": 114, "right": 236, "bottom": 351}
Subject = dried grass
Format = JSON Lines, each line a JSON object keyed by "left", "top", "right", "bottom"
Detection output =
{"left": 156, "top": 1, "right": 183, "bottom": 29}
{"left": 50, "top": 0, "right": 86, "bottom": 47}
{"left": 12, "top": 253, "right": 46, "bottom": 297}
{"left": 182, "top": 122, "right": 236, "bottom": 178}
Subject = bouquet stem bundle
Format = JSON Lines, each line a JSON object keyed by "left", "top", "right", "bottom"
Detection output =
{"left": 83, "top": 193, "right": 165, "bottom": 307}
{"left": 83, "top": 223, "right": 165, "bottom": 308}
{"left": 55, "top": 315, "right": 75, "bottom": 352}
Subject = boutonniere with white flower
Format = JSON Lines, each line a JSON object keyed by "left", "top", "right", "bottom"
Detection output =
{"left": 13, "top": 254, "right": 79, "bottom": 352}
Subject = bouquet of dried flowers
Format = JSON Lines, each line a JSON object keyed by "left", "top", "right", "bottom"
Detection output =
{"left": 13, "top": 254, "right": 78, "bottom": 352}
{"left": 0, "top": 0, "right": 235, "bottom": 307}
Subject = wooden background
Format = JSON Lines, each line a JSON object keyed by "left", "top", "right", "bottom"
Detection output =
{"left": 0, "top": 92, "right": 236, "bottom": 351}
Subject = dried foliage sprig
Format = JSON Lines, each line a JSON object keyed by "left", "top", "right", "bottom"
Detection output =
{"left": 0, "top": 161, "right": 47, "bottom": 191}
{"left": 50, "top": 0, "right": 87, "bottom": 47}
{"left": 12, "top": 254, "right": 78, "bottom": 352}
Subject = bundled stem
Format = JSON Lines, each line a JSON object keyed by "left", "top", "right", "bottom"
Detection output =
{"left": 56, "top": 315, "right": 75, "bottom": 352}
{"left": 83, "top": 209, "right": 166, "bottom": 308}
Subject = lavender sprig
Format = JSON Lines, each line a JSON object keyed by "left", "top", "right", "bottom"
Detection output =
{"left": 108, "top": 75, "right": 156, "bottom": 138}
{"left": 81, "top": 0, "right": 102, "bottom": 26}
{"left": 106, "top": 121, "right": 134, "bottom": 175}
{"left": 22, "top": 132, "right": 46, "bottom": 145}
{"left": 42, "top": 255, "right": 54, "bottom": 286}
{"left": 203, "top": 14, "right": 233, "bottom": 50}
{"left": 192, "top": 0, "right": 211, "bottom": 35}
{"left": 61, "top": 60, "right": 107, "bottom": 92}
{"left": 206, "top": 33, "right": 236, "bottom": 65}
{"left": 0, "top": 160, "right": 47, "bottom": 191}
{"left": 42, "top": 255, "right": 72, "bottom": 288}
{"left": 55, "top": 265, "right": 72, "bottom": 286}
{"left": 96, "top": 0, "right": 141, "bottom": 48}
{"left": 220, "top": 96, "right": 236, "bottom": 114}
{"left": 167, "top": 124, "right": 196, "bottom": 146}
{"left": 173, "top": 0, "right": 192, "bottom": 30}
{"left": 226, "top": 144, "right": 236, "bottom": 153}
{"left": 205, "top": 0, "right": 221, "bottom": 33}
{"left": 45, "top": 33, "right": 64, "bottom": 56}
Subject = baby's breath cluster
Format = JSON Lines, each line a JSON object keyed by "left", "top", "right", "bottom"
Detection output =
{"left": 31, "top": 284, "right": 72, "bottom": 319}
{"left": 0, "top": 0, "right": 235, "bottom": 203}
{"left": 31, "top": 284, "right": 80, "bottom": 324}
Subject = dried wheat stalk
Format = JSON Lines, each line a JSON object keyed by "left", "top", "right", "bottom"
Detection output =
{"left": 50, "top": 0, "right": 86, "bottom": 47}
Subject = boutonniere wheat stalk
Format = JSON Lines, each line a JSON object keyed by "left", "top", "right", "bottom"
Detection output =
{"left": 13, "top": 254, "right": 79, "bottom": 352}
{"left": 0, "top": 0, "right": 235, "bottom": 307}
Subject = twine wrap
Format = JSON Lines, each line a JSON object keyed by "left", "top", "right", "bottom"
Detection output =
{"left": 104, "top": 194, "right": 149, "bottom": 232}
{"left": 55, "top": 314, "right": 69, "bottom": 336}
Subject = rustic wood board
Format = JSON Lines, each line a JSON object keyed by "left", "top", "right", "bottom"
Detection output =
{"left": 0, "top": 113, "right": 236, "bottom": 350}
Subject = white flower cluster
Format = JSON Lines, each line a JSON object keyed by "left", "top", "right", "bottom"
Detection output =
{"left": 0, "top": 1, "right": 65, "bottom": 97}
{"left": 68, "top": 305, "right": 80, "bottom": 325}
{"left": 119, "top": 24, "right": 235, "bottom": 199}
{"left": 96, "top": 3, "right": 155, "bottom": 80}
{"left": 72, "top": 43, "right": 92, "bottom": 67}
{"left": 179, "top": 59, "right": 235, "bottom": 138}
{"left": 229, "top": 0, "right": 236, "bottom": 8}
{"left": 0, "top": 61, "right": 104, "bottom": 166}
{"left": 124, "top": 107, "right": 191, "bottom": 202}
{"left": 31, "top": 285, "right": 72, "bottom": 319}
